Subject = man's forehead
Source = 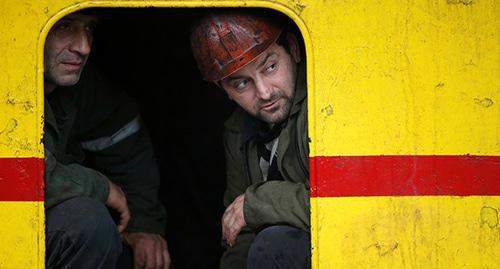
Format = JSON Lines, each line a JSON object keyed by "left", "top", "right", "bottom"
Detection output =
{"left": 61, "top": 12, "right": 98, "bottom": 23}
{"left": 224, "top": 46, "right": 281, "bottom": 81}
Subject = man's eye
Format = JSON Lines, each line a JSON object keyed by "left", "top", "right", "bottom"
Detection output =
{"left": 55, "top": 22, "right": 71, "bottom": 32}
{"left": 234, "top": 80, "right": 248, "bottom": 90}
{"left": 86, "top": 23, "right": 97, "bottom": 33}
{"left": 266, "top": 63, "right": 277, "bottom": 73}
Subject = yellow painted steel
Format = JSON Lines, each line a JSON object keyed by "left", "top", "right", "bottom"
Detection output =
{"left": 311, "top": 196, "right": 500, "bottom": 269}
{"left": 1, "top": 0, "right": 498, "bottom": 268}
{"left": 0, "top": 202, "right": 45, "bottom": 268}
{"left": 306, "top": 0, "right": 499, "bottom": 156}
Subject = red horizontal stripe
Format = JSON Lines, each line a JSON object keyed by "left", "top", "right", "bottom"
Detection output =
{"left": 310, "top": 155, "right": 500, "bottom": 197}
{"left": 0, "top": 158, "right": 44, "bottom": 201}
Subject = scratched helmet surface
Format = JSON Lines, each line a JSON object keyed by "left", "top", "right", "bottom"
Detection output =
{"left": 190, "top": 11, "right": 283, "bottom": 82}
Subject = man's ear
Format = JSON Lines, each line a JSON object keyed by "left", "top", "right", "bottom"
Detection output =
{"left": 287, "top": 33, "right": 301, "bottom": 63}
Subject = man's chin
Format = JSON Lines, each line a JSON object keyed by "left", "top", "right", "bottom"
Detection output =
{"left": 55, "top": 74, "right": 82, "bottom": 87}
{"left": 258, "top": 112, "right": 287, "bottom": 126}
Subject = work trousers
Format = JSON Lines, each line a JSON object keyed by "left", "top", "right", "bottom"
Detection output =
{"left": 247, "top": 225, "right": 311, "bottom": 269}
{"left": 46, "top": 197, "right": 122, "bottom": 269}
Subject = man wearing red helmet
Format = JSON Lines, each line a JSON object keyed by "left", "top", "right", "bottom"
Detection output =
{"left": 191, "top": 11, "right": 310, "bottom": 268}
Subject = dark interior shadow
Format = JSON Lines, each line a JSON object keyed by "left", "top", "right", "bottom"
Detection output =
{"left": 91, "top": 8, "right": 235, "bottom": 269}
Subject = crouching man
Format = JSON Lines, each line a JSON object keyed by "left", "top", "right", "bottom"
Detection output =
{"left": 44, "top": 10, "right": 170, "bottom": 269}
{"left": 191, "top": 11, "right": 310, "bottom": 269}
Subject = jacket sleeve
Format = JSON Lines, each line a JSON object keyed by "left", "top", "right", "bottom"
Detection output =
{"left": 222, "top": 130, "right": 249, "bottom": 208}
{"left": 44, "top": 149, "right": 110, "bottom": 209}
{"left": 43, "top": 97, "right": 110, "bottom": 209}
{"left": 85, "top": 127, "right": 166, "bottom": 235}
{"left": 244, "top": 181, "right": 309, "bottom": 231}
{"left": 224, "top": 155, "right": 310, "bottom": 232}
{"left": 224, "top": 101, "right": 310, "bottom": 232}
{"left": 75, "top": 66, "right": 166, "bottom": 235}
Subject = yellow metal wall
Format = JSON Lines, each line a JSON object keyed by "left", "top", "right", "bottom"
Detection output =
{"left": 0, "top": 0, "right": 498, "bottom": 268}
{"left": 305, "top": 0, "right": 499, "bottom": 157}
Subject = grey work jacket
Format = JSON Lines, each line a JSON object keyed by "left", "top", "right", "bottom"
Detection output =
{"left": 44, "top": 64, "right": 166, "bottom": 235}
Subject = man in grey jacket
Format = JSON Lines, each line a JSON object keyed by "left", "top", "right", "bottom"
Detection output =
{"left": 44, "top": 10, "right": 170, "bottom": 269}
{"left": 191, "top": 11, "right": 310, "bottom": 269}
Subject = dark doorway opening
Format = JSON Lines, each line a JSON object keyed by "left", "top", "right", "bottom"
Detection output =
{"left": 91, "top": 9, "right": 234, "bottom": 269}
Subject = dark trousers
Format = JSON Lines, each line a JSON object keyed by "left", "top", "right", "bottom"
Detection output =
{"left": 247, "top": 225, "right": 311, "bottom": 269}
{"left": 46, "top": 197, "right": 122, "bottom": 269}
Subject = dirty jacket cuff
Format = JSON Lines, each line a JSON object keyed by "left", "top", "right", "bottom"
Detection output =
{"left": 243, "top": 181, "right": 310, "bottom": 231}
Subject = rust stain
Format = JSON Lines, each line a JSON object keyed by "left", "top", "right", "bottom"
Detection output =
{"left": 321, "top": 104, "right": 333, "bottom": 117}
{"left": 474, "top": 98, "right": 494, "bottom": 108}
{"left": 289, "top": 0, "right": 307, "bottom": 14}
{"left": 366, "top": 241, "right": 399, "bottom": 256}
{"left": 5, "top": 93, "right": 34, "bottom": 113}
{"left": 434, "top": 82, "right": 444, "bottom": 90}
{"left": 480, "top": 206, "right": 499, "bottom": 229}
{"left": 0, "top": 118, "right": 18, "bottom": 146}
{"left": 447, "top": 0, "right": 474, "bottom": 5}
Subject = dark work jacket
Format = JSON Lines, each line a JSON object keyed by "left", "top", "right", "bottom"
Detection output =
{"left": 220, "top": 63, "right": 309, "bottom": 268}
{"left": 44, "top": 64, "right": 166, "bottom": 235}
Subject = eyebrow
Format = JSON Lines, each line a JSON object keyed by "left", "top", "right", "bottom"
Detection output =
{"left": 225, "top": 75, "right": 244, "bottom": 83}
{"left": 224, "top": 52, "right": 278, "bottom": 83}
{"left": 256, "top": 52, "right": 277, "bottom": 69}
{"left": 60, "top": 15, "right": 98, "bottom": 24}
{"left": 57, "top": 18, "right": 74, "bottom": 23}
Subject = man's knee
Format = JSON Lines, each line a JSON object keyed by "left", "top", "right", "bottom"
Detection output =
{"left": 46, "top": 197, "right": 121, "bottom": 267}
{"left": 248, "top": 225, "right": 310, "bottom": 269}
{"left": 47, "top": 197, "right": 118, "bottom": 242}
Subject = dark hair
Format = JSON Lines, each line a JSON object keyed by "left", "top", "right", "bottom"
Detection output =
{"left": 276, "top": 24, "right": 305, "bottom": 60}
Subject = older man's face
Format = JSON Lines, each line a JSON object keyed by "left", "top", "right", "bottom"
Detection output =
{"left": 44, "top": 13, "right": 97, "bottom": 88}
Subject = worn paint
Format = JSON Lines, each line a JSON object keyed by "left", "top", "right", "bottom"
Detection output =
{"left": 0, "top": 202, "right": 45, "bottom": 269}
{"left": 303, "top": 0, "right": 498, "bottom": 268}
{"left": 306, "top": 0, "right": 499, "bottom": 157}
{"left": 0, "top": 0, "right": 498, "bottom": 268}
{"left": 0, "top": 1, "right": 311, "bottom": 268}
{"left": 311, "top": 196, "right": 500, "bottom": 268}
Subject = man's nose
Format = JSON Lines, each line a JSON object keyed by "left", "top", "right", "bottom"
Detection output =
{"left": 68, "top": 29, "right": 92, "bottom": 56}
{"left": 255, "top": 77, "right": 272, "bottom": 100}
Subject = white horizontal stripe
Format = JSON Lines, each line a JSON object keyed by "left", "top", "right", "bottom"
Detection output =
{"left": 80, "top": 116, "right": 141, "bottom": 152}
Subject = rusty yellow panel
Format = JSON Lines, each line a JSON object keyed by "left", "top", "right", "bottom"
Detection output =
{"left": 304, "top": 0, "right": 499, "bottom": 156}
{"left": 2, "top": 1, "right": 498, "bottom": 269}
{"left": 0, "top": 1, "right": 311, "bottom": 159}
{"left": 311, "top": 196, "right": 500, "bottom": 269}
{"left": 0, "top": 202, "right": 45, "bottom": 268}
{"left": 0, "top": 1, "right": 310, "bottom": 268}
{"left": 0, "top": 1, "right": 46, "bottom": 158}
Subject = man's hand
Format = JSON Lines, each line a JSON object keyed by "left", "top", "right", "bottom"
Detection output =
{"left": 107, "top": 181, "right": 130, "bottom": 232}
{"left": 222, "top": 193, "right": 247, "bottom": 246}
{"left": 122, "top": 232, "right": 171, "bottom": 269}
